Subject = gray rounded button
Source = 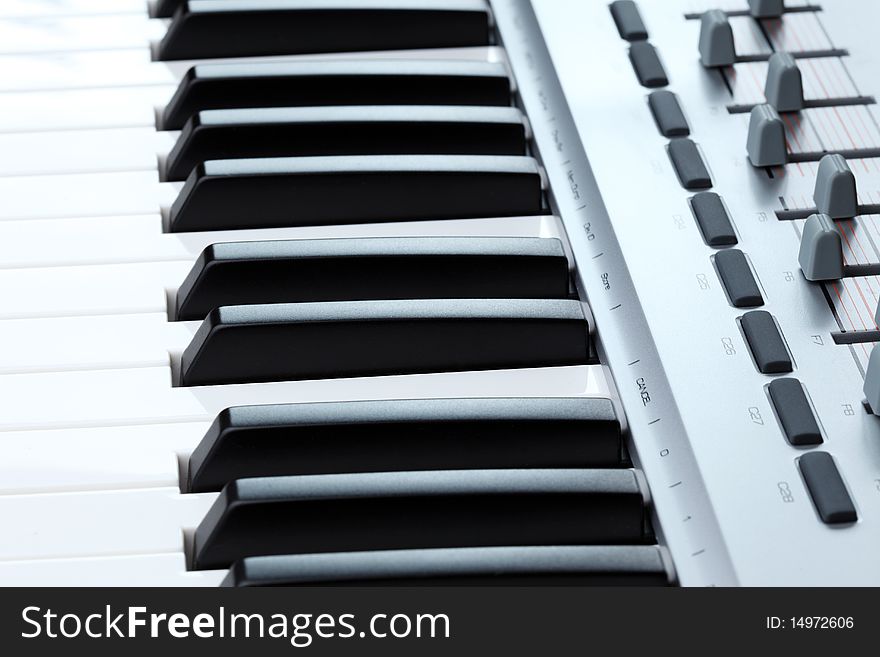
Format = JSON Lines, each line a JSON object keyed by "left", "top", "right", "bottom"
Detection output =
{"left": 798, "top": 213, "right": 844, "bottom": 282}
{"left": 699, "top": 10, "right": 735, "bottom": 68}
{"left": 813, "top": 153, "right": 857, "bottom": 219}
{"left": 764, "top": 52, "right": 803, "bottom": 112}
{"left": 747, "top": 104, "right": 787, "bottom": 167}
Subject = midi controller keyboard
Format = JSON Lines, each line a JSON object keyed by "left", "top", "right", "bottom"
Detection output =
{"left": 0, "top": 0, "right": 876, "bottom": 587}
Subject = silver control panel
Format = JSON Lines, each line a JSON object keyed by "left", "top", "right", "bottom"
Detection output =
{"left": 494, "top": 0, "right": 880, "bottom": 585}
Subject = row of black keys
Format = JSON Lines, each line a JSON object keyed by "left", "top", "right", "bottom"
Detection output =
{"left": 177, "top": 237, "right": 594, "bottom": 386}
{"left": 160, "top": 61, "right": 540, "bottom": 232}
{"left": 184, "top": 397, "right": 666, "bottom": 586}
{"left": 157, "top": 60, "right": 591, "bottom": 386}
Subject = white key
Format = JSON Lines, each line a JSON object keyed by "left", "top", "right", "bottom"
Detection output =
{"left": 0, "top": 127, "right": 175, "bottom": 176}
{"left": 0, "top": 86, "right": 172, "bottom": 133}
{"left": 0, "top": 487, "right": 212, "bottom": 560}
{"left": 0, "top": 14, "right": 164, "bottom": 55}
{"left": 0, "top": 263, "right": 186, "bottom": 319}
{"left": 0, "top": 422, "right": 200, "bottom": 494}
{"left": 0, "top": 170, "right": 175, "bottom": 220}
{"left": 0, "top": 47, "right": 504, "bottom": 93}
{"left": 0, "top": 365, "right": 606, "bottom": 431}
{"left": 0, "top": 553, "right": 223, "bottom": 587}
{"left": 0, "top": 215, "right": 558, "bottom": 269}
{"left": 0, "top": 0, "right": 147, "bottom": 19}
{"left": 0, "top": 314, "right": 185, "bottom": 372}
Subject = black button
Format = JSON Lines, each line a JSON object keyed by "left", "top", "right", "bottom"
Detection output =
{"left": 192, "top": 469, "right": 647, "bottom": 569}
{"left": 610, "top": 1, "right": 648, "bottom": 41}
{"left": 715, "top": 249, "right": 763, "bottom": 307}
{"left": 629, "top": 42, "right": 668, "bottom": 88}
{"left": 799, "top": 452, "right": 857, "bottom": 524}
{"left": 768, "top": 378, "right": 823, "bottom": 446}
{"left": 221, "top": 546, "right": 669, "bottom": 587}
{"left": 740, "top": 310, "right": 793, "bottom": 374}
{"left": 161, "top": 60, "right": 512, "bottom": 131}
{"left": 690, "top": 192, "right": 737, "bottom": 246}
{"left": 175, "top": 237, "right": 570, "bottom": 321}
{"left": 165, "top": 105, "right": 528, "bottom": 181}
{"left": 168, "top": 155, "right": 544, "bottom": 233}
{"left": 668, "top": 138, "right": 711, "bottom": 189}
{"left": 187, "top": 398, "right": 622, "bottom": 492}
{"left": 648, "top": 90, "right": 689, "bottom": 137}
{"left": 179, "top": 298, "right": 591, "bottom": 387}
{"left": 157, "top": 1, "right": 491, "bottom": 61}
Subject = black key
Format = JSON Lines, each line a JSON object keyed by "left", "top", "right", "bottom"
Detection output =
{"left": 153, "top": 0, "right": 181, "bottom": 18}
{"left": 648, "top": 90, "right": 689, "bottom": 137}
{"left": 179, "top": 298, "right": 591, "bottom": 387}
{"left": 768, "top": 379, "right": 822, "bottom": 446}
{"left": 162, "top": 60, "right": 512, "bottom": 131}
{"left": 690, "top": 192, "right": 737, "bottom": 246}
{"left": 629, "top": 42, "right": 668, "bottom": 88}
{"left": 168, "top": 155, "right": 544, "bottom": 233}
{"left": 157, "top": 0, "right": 490, "bottom": 61}
{"left": 221, "top": 546, "right": 669, "bottom": 586}
{"left": 714, "top": 249, "right": 763, "bottom": 307}
{"left": 187, "top": 398, "right": 622, "bottom": 493}
{"left": 164, "top": 105, "right": 528, "bottom": 181}
{"left": 668, "top": 138, "right": 711, "bottom": 189}
{"left": 610, "top": 1, "right": 648, "bottom": 41}
{"left": 192, "top": 469, "right": 649, "bottom": 570}
{"left": 799, "top": 452, "right": 857, "bottom": 524}
{"left": 740, "top": 310, "right": 793, "bottom": 374}
{"left": 175, "top": 237, "right": 569, "bottom": 321}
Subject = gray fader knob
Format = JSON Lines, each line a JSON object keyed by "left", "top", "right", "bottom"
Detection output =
{"left": 814, "top": 154, "right": 857, "bottom": 219}
{"left": 798, "top": 213, "right": 844, "bottom": 281}
{"left": 748, "top": 0, "right": 784, "bottom": 18}
{"left": 699, "top": 10, "right": 735, "bottom": 68}
{"left": 747, "top": 104, "right": 787, "bottom": 167}
{"left": 764, "top": 52, "right": 803, "bottom": 112}
{"left": 864, "top": 345, "right": 880, "bottom": 415}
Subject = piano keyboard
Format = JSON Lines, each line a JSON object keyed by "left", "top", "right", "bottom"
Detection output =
{"left": 0, "top": 0, "right": 669, "bottom": 587}
{"left": 6, "top": 0, "right": 880, "bottom": 588}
